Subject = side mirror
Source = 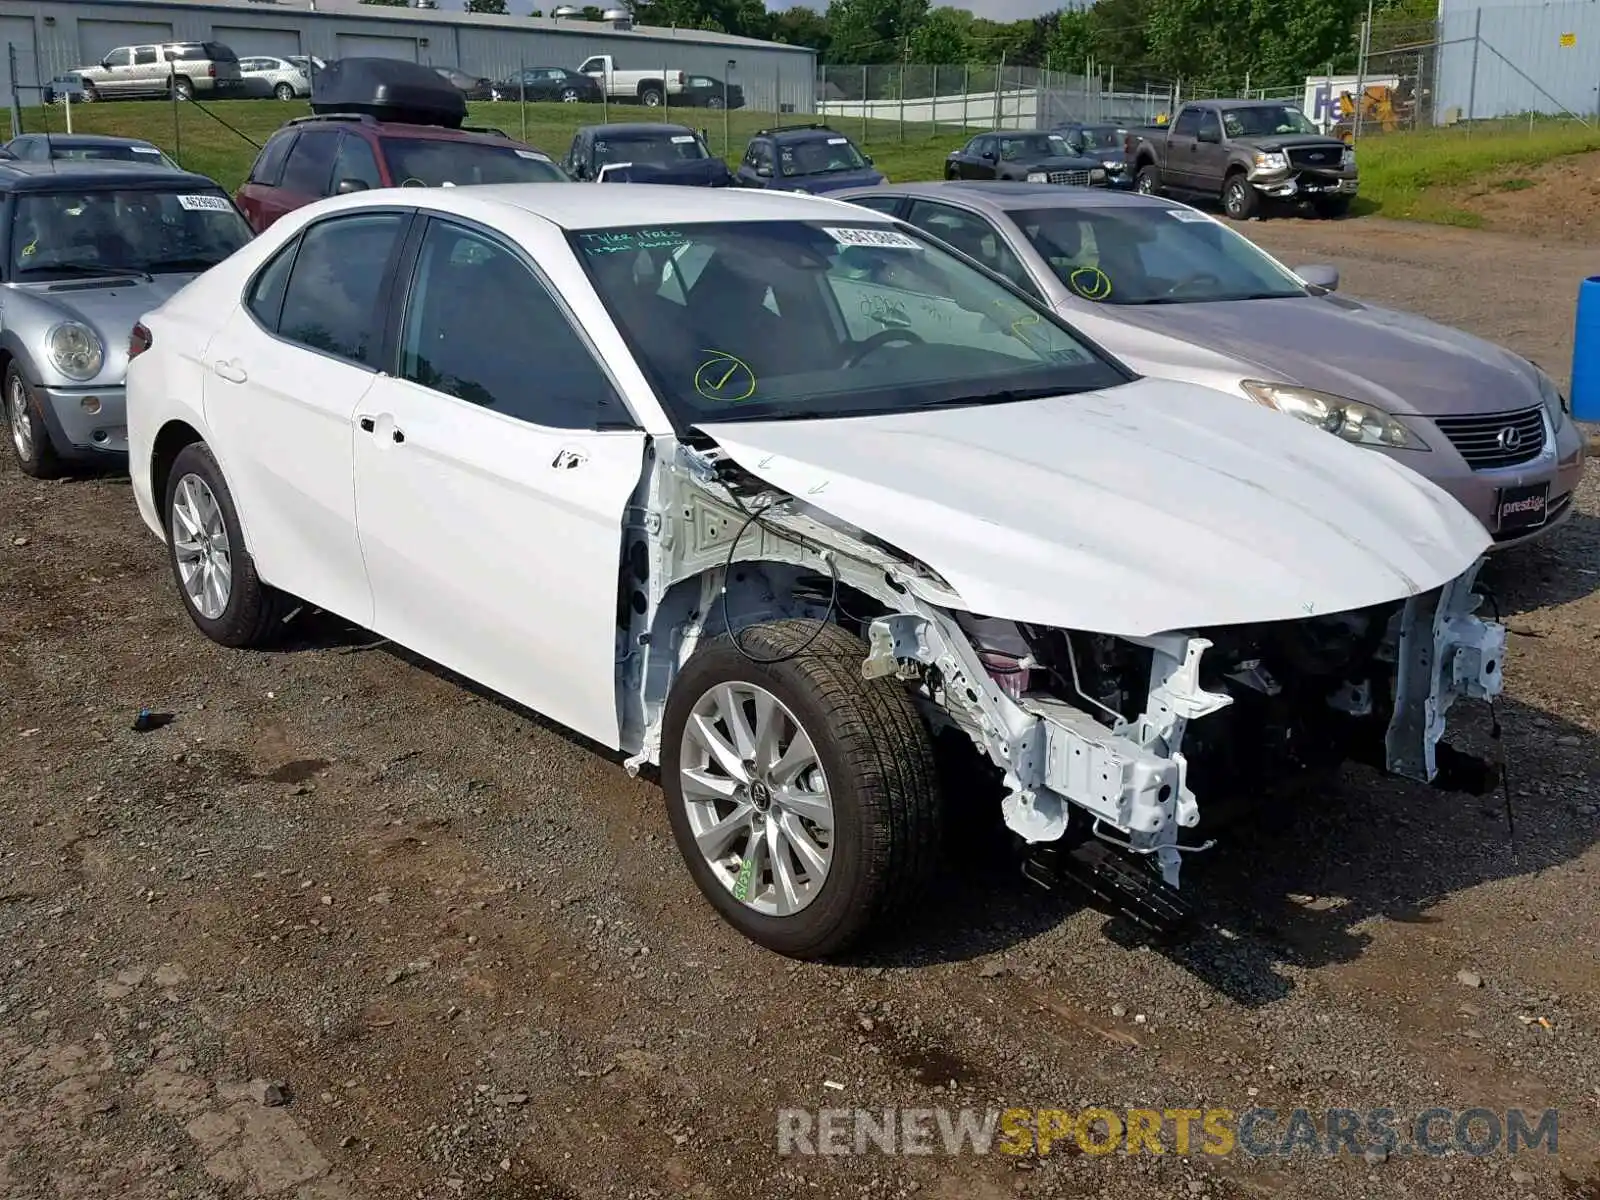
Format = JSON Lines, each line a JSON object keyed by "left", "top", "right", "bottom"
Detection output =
{"left": 982, "top": 150, "right": 998, "bottom": 162}
{"left": 334, "top": 178, "right": 369, "bottom": 195}
{"left": 1296, "top": 264, "right": 1340, "bottom": 291}
{"left": 863, "top": 154, "right": 873, "bottom": 165}
{"left": 101, "top": 59, "right": 113, "bottom": 69}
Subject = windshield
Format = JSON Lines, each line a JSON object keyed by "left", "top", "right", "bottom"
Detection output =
{"left": 779, "top": 136, "right": 867, "bottom": 176}
{"left": 10, "top": 187, "right": 251, "bottom": 280}
{"left": 1221, "top": 105, "right": 1320, "bottom": 137}
{"left": 593, "top": 133, "right": 708, "bottom": 168}
{"left": 571, "top": 220, "right": 1126, "bottom": 426}
{"left": 1015, "top": 205, "right": 1308, "bottom": 305}
{"left": 997, "top": 133, "right": 1075, "bottom": 161}
{"left": 382, "top": 138, "right": 567, "bottom": 185}
{"left": 1072, "top": 126, "right": 1123, "bottom": 151}
{"left": 54, "top": 143, "right": 176, "bottom": 169}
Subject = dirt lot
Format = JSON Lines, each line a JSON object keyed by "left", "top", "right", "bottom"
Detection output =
{"left": 1431, "top": 149, "right": 1600, "bottom": 242}
{"left": 3, "top": 215, "right": 1599, "bottom": 1200}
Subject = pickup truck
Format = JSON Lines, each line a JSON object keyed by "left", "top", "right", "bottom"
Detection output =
{"left": 1128, "top": 99, "right": 1357, "bottom": 220}
{"left": 577, "top": 54, "right": 685, "bottom": 108}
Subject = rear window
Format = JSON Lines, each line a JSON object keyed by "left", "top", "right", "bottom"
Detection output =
{"left": 380, "top": 137, "right": 567, "bottom": 186}
{"left": 203, "top": 43, "right": 238, "bottom": 62}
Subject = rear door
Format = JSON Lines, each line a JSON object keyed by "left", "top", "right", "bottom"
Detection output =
{"left": 235, "top": 129, "right": 298, "bottom": 232}
{"left": 353, "top": 215, "right": 646, "bottom": 747}
{"left": 263, "top": 127, "right": 340, "bottom": 227}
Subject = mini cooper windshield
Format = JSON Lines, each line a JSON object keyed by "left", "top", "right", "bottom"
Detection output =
{"left": 10, "top": 187, "right": 251, "bottom": 281}
{"left": 572, "top": 220, "right": 1128, "bottom": 425}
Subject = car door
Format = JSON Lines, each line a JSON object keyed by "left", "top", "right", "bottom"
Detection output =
{"left": 97, "top": 47, "right": 134, "bottom": 96}
{"left": 1192, "top": 108, "right": 1229, "bottom": 192}
{"left": 1165, "top": 107, "right": 1204, "bottom": 189}
{"left": 353, "top": 216, "right": 646, "bottom": 748}
{"left": 129, "top": 46, "right": 163, "bottom": 96}
{"left": 202, "top": 209, "right": 412, "bottom": 627}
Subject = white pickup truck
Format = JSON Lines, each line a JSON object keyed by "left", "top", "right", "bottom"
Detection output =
{"left": 577, "top": 54, "right": 685, "bottom": 107}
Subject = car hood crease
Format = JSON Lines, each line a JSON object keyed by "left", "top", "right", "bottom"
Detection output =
{"left": 699, "top": 377, "right": 1490, "bottom": 637}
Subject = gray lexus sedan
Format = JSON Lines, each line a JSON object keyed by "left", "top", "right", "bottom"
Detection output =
{"left": 1, "top": 160, "right": 252, "bottom": 477}
{"left": 835, "top": 181, "right": 1585, "bottom": 547}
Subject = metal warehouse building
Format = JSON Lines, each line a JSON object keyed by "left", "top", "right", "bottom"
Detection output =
{"left": 1435, "top": 0, "right": 1600, "bottom": 120}
{"left": 0, "top": 0, "right": 818, "bottom": 112}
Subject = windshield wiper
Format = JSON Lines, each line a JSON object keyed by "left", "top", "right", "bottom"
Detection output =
{"left": 18, "top": 261, "right": 152, "bottom": 282}
{"left": 143, "top": 256, "right": 224, "bottom": 273}
{"left": 907, "top": 385, "right": 1073, "bottom": 411}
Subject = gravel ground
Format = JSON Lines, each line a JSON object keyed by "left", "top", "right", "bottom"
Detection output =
{"left": 2, "top": 214, "right": 1599, "bottom": 1200}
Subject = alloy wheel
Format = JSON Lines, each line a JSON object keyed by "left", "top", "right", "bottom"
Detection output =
{"left": 8, "top": 376, "right": 33, "bottom": 462}
{"left": 678, "top": 681, "right": 835, "bottom": 917}
{"left": 170, "top": 473, "right": 233, "bottom": 620}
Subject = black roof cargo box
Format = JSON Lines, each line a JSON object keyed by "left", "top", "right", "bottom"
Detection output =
{"left": 310, "top": 57, "right": 467, "bottom": 128}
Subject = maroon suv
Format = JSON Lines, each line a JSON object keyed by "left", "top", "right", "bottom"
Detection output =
{"left": 235, "top": 113, "right": 568, "bottom": 233}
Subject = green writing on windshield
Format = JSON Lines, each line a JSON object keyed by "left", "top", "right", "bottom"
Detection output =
{"left": 578, "top": 228, "right": 688, "bottom": 255}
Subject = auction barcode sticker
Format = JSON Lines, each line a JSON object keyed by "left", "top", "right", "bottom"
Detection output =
{"left": 827, "top": 137, "right": 849, "bottom": 144}
{"left": 1167, "top": 207, "right": 1212, "bottom": 222}
{"left": 824, "top": 226, "right": 920, "bottom": 249}
{"left": 514, "top": 149, "right": 552, "bottom": 161}
{"left": 176, "top": 194, "right": 232, "bottom": 212}
{"left": 670, "top": 134, "right": 696, "bottom": 144}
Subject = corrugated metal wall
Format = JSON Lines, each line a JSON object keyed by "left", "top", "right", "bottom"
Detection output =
{"left": 1437, "top": 0, "right": 1600, "bottom": 118}
{"left": 0, "top": 0, "right": 816, "bottom": 112}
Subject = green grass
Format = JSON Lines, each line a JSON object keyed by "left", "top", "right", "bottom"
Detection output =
{"left": 1349, "top": 120, "right": 1600, "bottom": 224}
{"left": 24, "top": 97, "right": 1600, "bottom": 228}
{"left": 20, "top": 96, "right": 958, "bottom": 192}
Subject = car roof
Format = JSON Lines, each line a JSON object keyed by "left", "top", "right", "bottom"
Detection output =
{"left": 583, "top": 123, "right": 695, "bottom": 137}
{"left": 279, "top": 117, "right": 516, "bottom": 144}
{"left": 770, "top": 127, "right": 849, "bottom": 141}
{"left": 12, "top": 133, "right": 159, "bottom": 149}
{"left": 323, "top": 183, "right": 886, "bottom": 231}
{"left": 0, "top": 160, "right": 222, "bottom": 192}
{"left": 831, "top": 179, "right": 1185, "bottom": 214}
{"left": 1199, "top": 99, "right": 1297, "bottom": 110}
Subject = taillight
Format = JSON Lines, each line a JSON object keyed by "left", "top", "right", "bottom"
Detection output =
{"left": 129, "top": 322, "right": 153, "bottom": 361}
{"left": 207, "top": 63, "right": 217, "bottom": 77}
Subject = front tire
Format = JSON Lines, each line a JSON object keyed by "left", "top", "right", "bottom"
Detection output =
{"left": 4, "top": 364, "right": 64, "bottom": 480}
{"left": 79, "top": 82, "right": 98, "bottom": 103}
{"left": 661, "top": 620, "right": 942, "bottom": 960}
{"left": 274, "top": 82, "right": 295, "bottom": 101}
{"left": 163, "top": 442, "right": 289, "bottom": 649}
{"left": 171, "top": 76, "right": 194, "bottom": 101}
{"left": 1223, "top": 173, "right": 1259, "bottom": 220}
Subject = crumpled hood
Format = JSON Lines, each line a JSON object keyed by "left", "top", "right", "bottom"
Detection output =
{"left": 1245, "top": 135, "right": 1348, "bottom": 153}
{"left": 784, "top": 170, "right": 886, "bottom": 194}
{"left": 699, "top": 377, "right": 1490, "bottom": 638}
{"left": 1105, "top": 294, "right": 1543, "bottom": 417}
{"left": 15, "top": 274, "right": 196, "bottom": 387}
{"left": 600, "top": 158, "right": 732, "bottom": 186}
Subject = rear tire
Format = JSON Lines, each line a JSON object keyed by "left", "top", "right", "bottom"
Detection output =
{"left": 163, "top": 442, "right": 290, "bottom": 649}
{"left": 640, "top": 86, "right": 663, "bottom": 107}
{"left": 1223, "top": 173, "right": 1259, "bottom": 220}
{"left": 1135, "top": 164, "right": 1161, "bottom": 195}
{"left": 274, "top": 82, "right": 294, "bottom": 101}
{"left": 559, "top": 87, "right": 580, "bottom": 102}
{"left": 4, "top": 363, "right": 64, "bottom": 480}
{"left": 171, "top": 76, "right": 194, "bottom": 101}
{"left": 661, "top": 620, "right": 942, "bottom": 960}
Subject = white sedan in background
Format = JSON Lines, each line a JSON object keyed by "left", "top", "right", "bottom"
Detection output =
{"left": 126, "top": 185, "right": 1504, "bottom": 959}
{"left": 239, "top": 55, "right": 311, "bottom": 100}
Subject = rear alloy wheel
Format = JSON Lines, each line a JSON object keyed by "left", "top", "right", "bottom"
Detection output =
{"left": 1135, "top": 165, "right": 1160, "bottom": 195}
{"left": 172, "top": 76, "right": 194, "bottom": 101}
{"left": 640, "top": 87, "right": 664, "bottom": 107}
{"left": 4, "top": 364, "right": 63, "bottom": 480}
{"left": 1223, "top": 174, "right": 1259, "bottom": 220}
{"left": 164, "top": 442, "right": 290, "bottom": 648}
{"left": 706, "top": 95, "right": 724, "bottom": 109}
{"left": 79, "top": 83, "right": 98, "bottom": 103}
{"left": 661, "top": 620, "right": 942, "bottom": 959}
{"left": 274, "top": 82, "right": 295, "bottom": 101}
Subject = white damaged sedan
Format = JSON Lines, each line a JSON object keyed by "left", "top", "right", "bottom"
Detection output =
{"left": 126, "top": 185, "right": 1505, "bottom": 958}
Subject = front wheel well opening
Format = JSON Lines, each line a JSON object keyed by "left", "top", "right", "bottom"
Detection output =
{"left": 150, "top": 420, "right": 204, "bottom": 515}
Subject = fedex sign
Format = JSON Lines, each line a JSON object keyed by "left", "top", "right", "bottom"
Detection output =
{"left": 1302, "top": 74, "right": 1400, "bottom": 130}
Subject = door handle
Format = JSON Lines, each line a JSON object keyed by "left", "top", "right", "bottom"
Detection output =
{"left": 212, "top": 359, "right": 247, "bottom": 384}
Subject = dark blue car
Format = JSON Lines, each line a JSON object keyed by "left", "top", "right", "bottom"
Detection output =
{"left": 734, "top": 124, "right": 884, "bottom": 194}
{"left": 1050, "top": 122, "right": 1136, "bottom": 189}
{"left": 564, "top": 123, "right": 733, "bottom": 186}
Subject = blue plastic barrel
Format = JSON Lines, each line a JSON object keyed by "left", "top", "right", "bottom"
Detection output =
{"left": 1571, "top": 275, "right": 1600, "bottom": 421}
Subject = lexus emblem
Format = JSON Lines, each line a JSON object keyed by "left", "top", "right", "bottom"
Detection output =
{"left": 1496, "top": 425, "right": 1523, "bottom": 451}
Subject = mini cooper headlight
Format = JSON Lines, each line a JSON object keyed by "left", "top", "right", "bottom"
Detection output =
{"left": 47, "top": 321, "right": 104, "bottom": 381}
{"left": 1242, "top": 381, "right": 1429, "bottom": 450}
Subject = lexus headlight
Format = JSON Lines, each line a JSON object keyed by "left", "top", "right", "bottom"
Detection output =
{"left": 1026, "top": 171, "right": 1048, "bottom": 183}
{"left": 47, "top": 321, "right": 104, "bottom": 381}
{"left": 1253, "top": 151, "right": 1288, "bottom": 172}
{"left": 1534, "top": 365, "right": 1569, "bottom": 423}
{"left": 1242, "top": 381, "right": 1428, "bottom": 450}
{"left": 1090, "top": 168, "right": 1107, "bottom": 182}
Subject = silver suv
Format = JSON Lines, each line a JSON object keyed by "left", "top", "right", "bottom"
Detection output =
{"left": 71, "top": 42, "right": 245, "bottom": 102}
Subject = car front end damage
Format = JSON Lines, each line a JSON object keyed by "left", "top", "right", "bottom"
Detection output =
{"left": 1245, "top": 145, "right": 1358, "bottom": 203}
{"left": 619, "top": 435, "right": 1506, "bottom": 927}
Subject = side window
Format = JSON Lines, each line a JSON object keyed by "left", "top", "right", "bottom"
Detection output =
{"left": 846, "top": 195, "right": 901, "bottom": 216}
{"left": 399, "top": 220, "right": 624, "bottom": 430}
{"left": 756, "top": 143, "right": 773, "bottom": 172}
{"left": 277, "top": 213, "right": 405, "bottom": 366}
{"left": 134, "top": 47, "right": 158, "bottom": 66}
{"left": 248, "top": 130, "right": 297, "bottom": 186}
{"left": 904, "top": 200, "right": 1037, "bottom": 296}
{"left": 332, "top": 134, "right": 383, "bottom": 191}
{"left": 103, "top": 48, "right": 133, "bottom": 68}
{"left": 246, "top": 236, "right": 300, "bottom": 331}
{"left": 1171, "top": 108, "right": 1203, "bottom": 138}
{"left": 1197, "top": 110, "right": 1221, "bottom": 141}
{"left": 279, "top": 129, "right": 341, "bottom": 196}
